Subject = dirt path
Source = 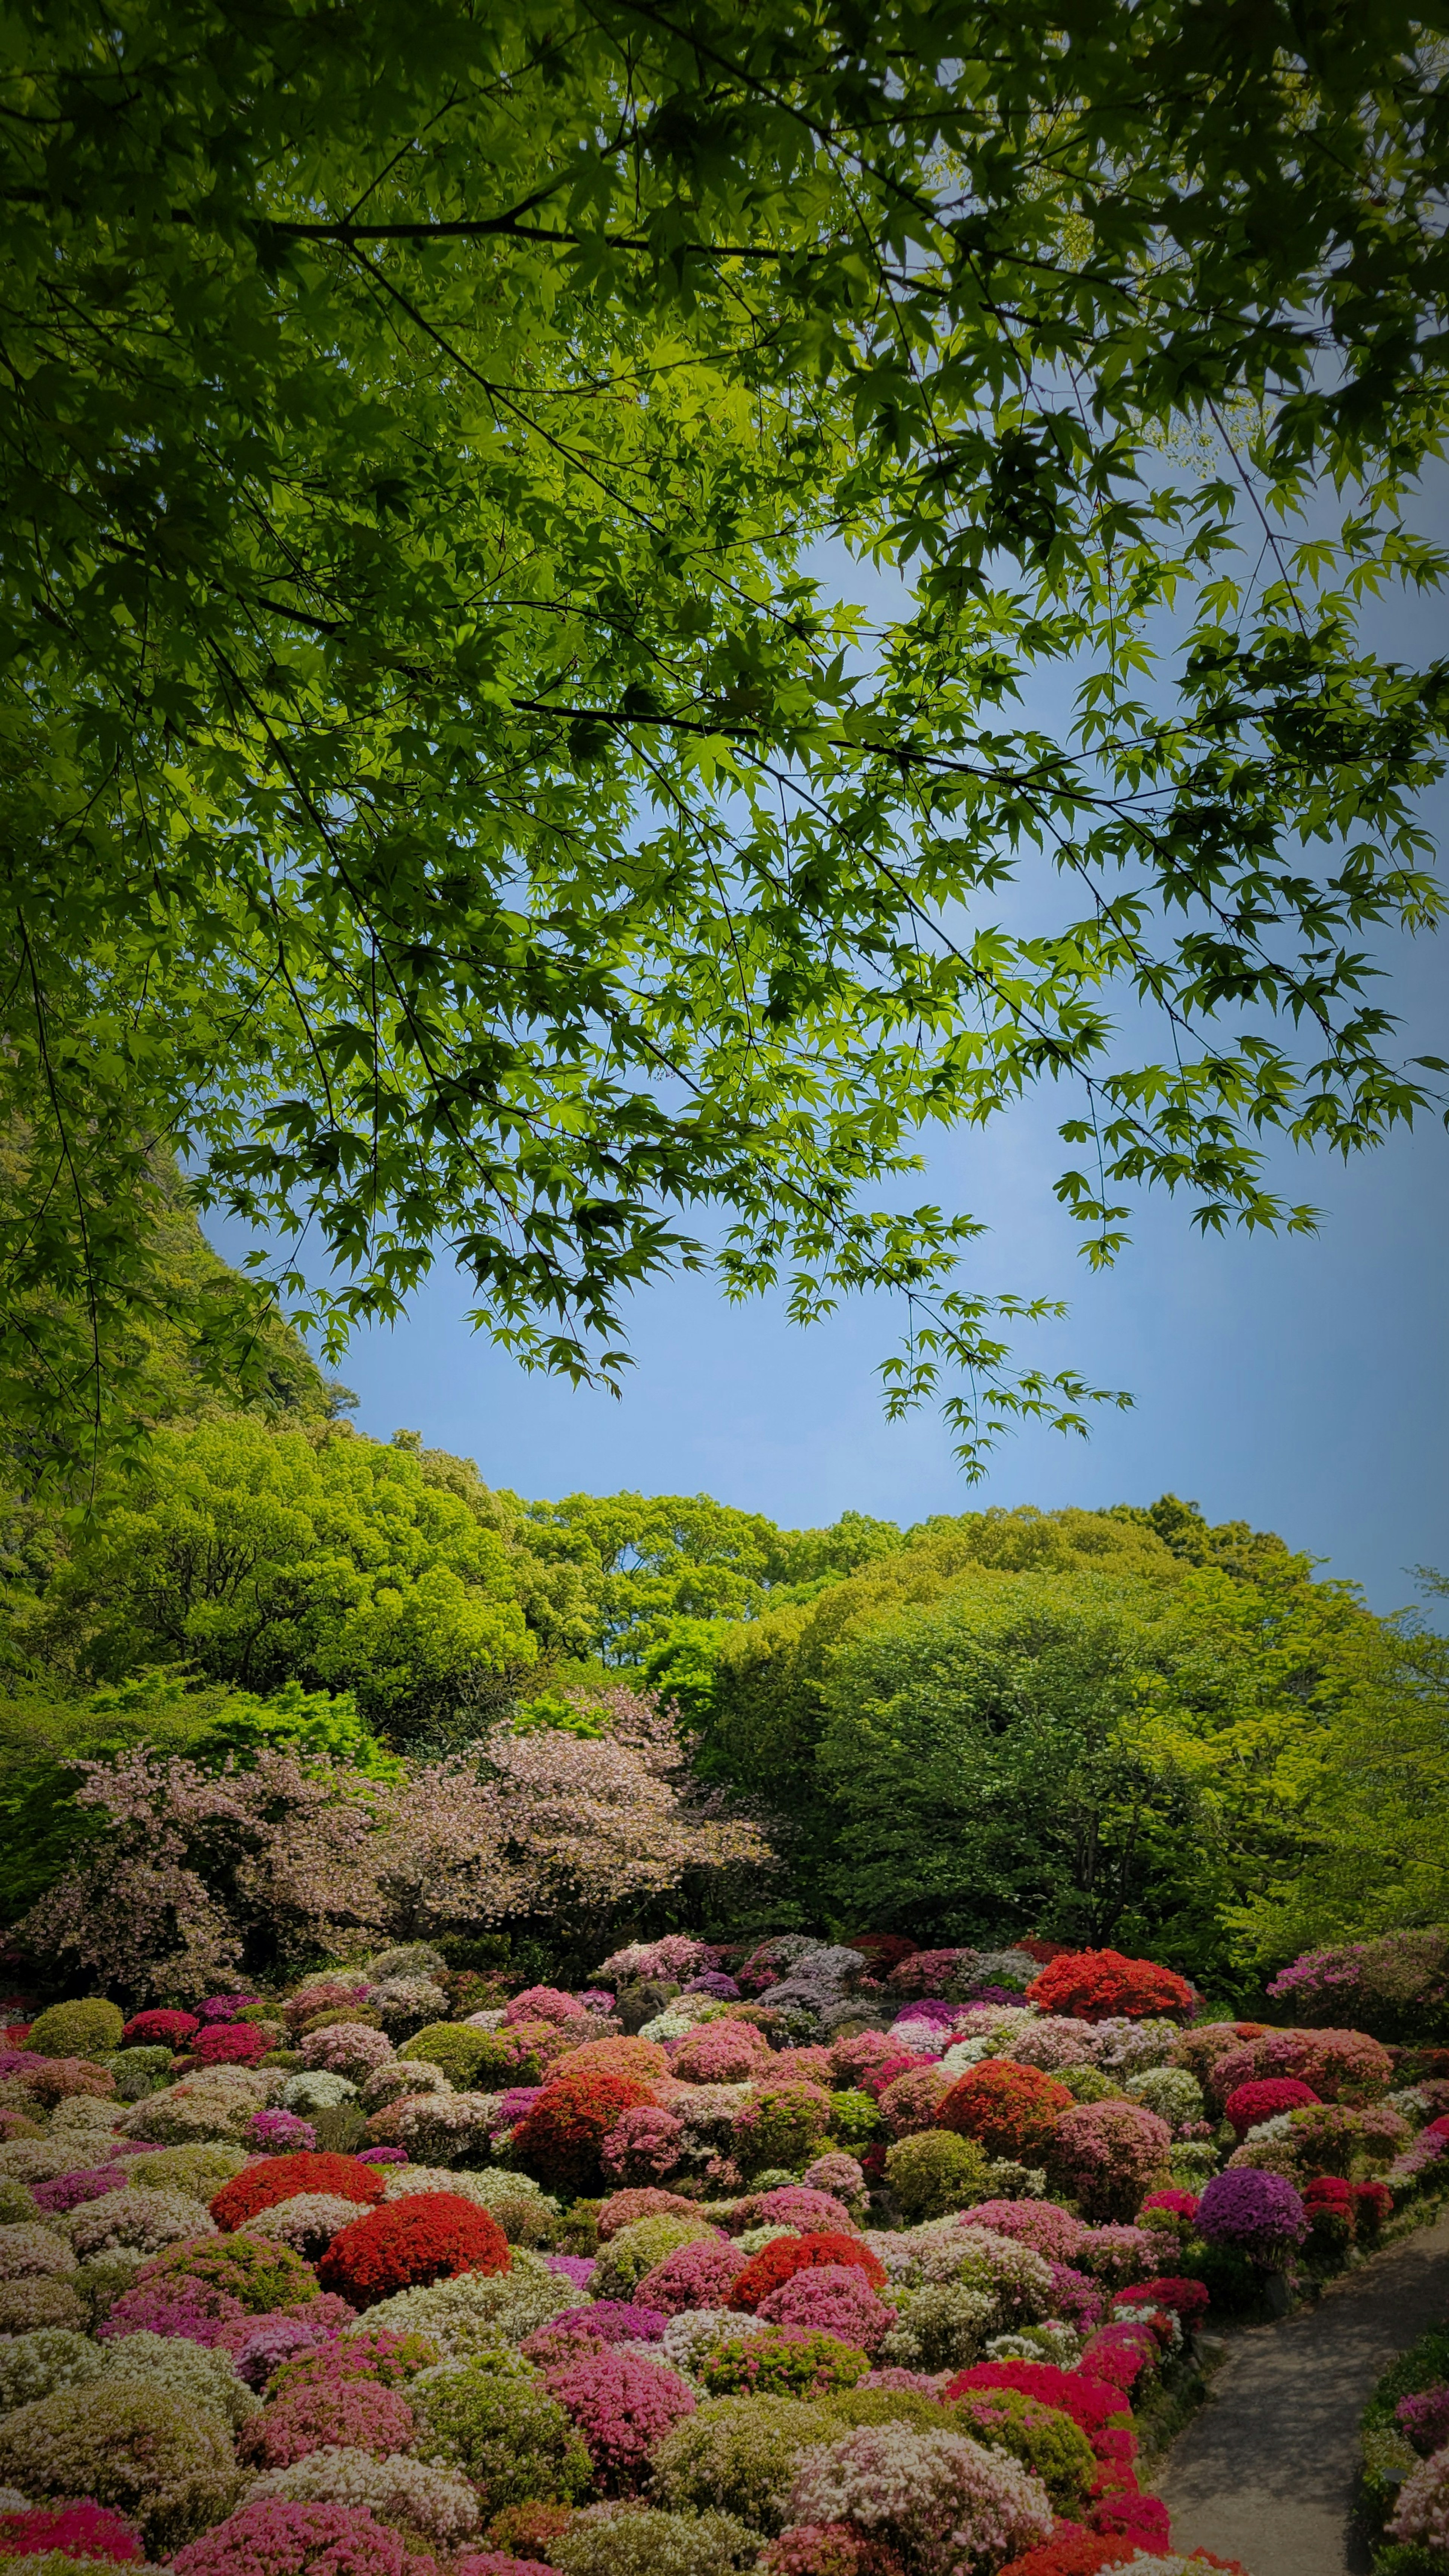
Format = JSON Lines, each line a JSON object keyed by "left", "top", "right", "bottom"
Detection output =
{"left": 1149, "top": 2208, "right": 1449, "bottom": 2574}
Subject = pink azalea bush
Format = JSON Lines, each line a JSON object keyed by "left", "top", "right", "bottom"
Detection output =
{"left": 544, "top": 2348, "right": 697, "bottom": 2487}
{"left": 172, "top": 2498, "right": 423, "bottom": 2574}
{"left": 784, "top": 2420, "right": 1054, "bottom": 2571}
{"left": 756, "top": 2264, "right": 895, "bottom": 2352}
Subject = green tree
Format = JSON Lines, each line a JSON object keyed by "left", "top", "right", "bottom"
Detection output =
{"left": 3, "top": 1, "right": 1445, "bottom": 1479}
{"left": 37, "top": 1419, "right": 535, "bottom": 1745}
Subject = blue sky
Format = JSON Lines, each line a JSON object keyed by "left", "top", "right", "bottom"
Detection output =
{"left": 209, "top": 497, "right": 1449, "bottom": 1616}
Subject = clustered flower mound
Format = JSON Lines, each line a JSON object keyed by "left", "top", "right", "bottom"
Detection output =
{"left": 212, "top": 2153, "right": 388, "bottom": 2233}
{"left": 511, "top": 2072, "right": 657, "bottom": 2195}
{"left": 1049, "top": 2100, "right": 1173, "bottom": 2221}
{"left": 318, "top": 2190, "right": 510, "bottom": 2306}
{"left": 545, "top": 2347, "right": 697, "bottom": 2486}
{"left": 192, "top": 2021, "right": 271, "bottom": 2068}
{"left": 0, "top": 2499, "right": 147, "bottom": 2561}
{"left": 123, "top": 2008, "right": 200, "bottom": 2050}
{"left": 1024, "top": 1950, "right": 1197, "bottom": 2023}
{"left": 1196, "top": 2170, "right": 1309, "bottom": 2265}
{"left": 171, "top": 2497, "right": 424, "bottom": 2574}
{"left": 784, "top": 2419, "right": 1055, "bottom": 2573}
{"left": 1222, "top": 2076, "right": 1320, "bottom": 2139}
{"left": 728, "top": 2232, "right": 887, "bottom": 2313}
{"left": 936, "top": 2060, "right": 1074, "bottom": 2164}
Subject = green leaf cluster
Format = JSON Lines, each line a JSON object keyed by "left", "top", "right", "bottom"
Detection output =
{"left": 1, "top": 0, "right": 1444, "bottom": 1476}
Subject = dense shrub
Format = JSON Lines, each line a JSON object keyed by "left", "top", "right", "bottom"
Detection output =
{"left": 25, "top": 2001, "right": 125, "bottom": 2061}
{"left": 651, "top": 2394, "right": 837, "bottom": 2532}
{"left": 592, "top": 2214, "right": 724, "bottom": 2302}
{"left": 877, "top": 2070, "right": 954, "bottom": 2140}
{"left": 411, "top": 2354, "right": 593, "bottom": 2507}
{"left": 134, "top": 2232, "right": 321, "bottom": 2316}
{"left": 1196, "top": 2172, "right": 1308, "bottom": 2265}
{"left": 733, "top": 2084, "right": 835, "bottom": 2176}
{"left": 1024, "top": 1953, "right": 1195, "bottom": 2024}
{"left": 0, "top": 2499, "right": 147, "bottom": 2564}
{"left": 949, "top": 2387, "right": 1097, "bottom": 2515}
{"left": 1223, "top": 2078, "right": 1319, "bottom": 2139}
{"left": 884, "top": 2130, "right": 993, "bottom": 2222}
{"left": 192, "top": 2023, "right": 270, "bottom": 2068}
{"left": 239, "top": 2376, "right": 417, "bottom": 2469}
{"left": 701, "top": 2329, "right": 869, "bottom": 2400}
{"left": 400, "top": 2023, "right": 515, "bottom": 2085}
{"left": 319, "top": 2193, "right": 510, "bottom": 2307}
{"left": 729, "top": 2235, "right": 886, "bottom": 2314}
{"left": 212, "top": 2154, "right": 387, "bottom": 2234}
{"left": 123, "top": 2010, "right": 200, "bottom": 2050}
{"left": 672, "top": 2024, "right": 773, "bottom": 2085}
{"left": 552, "top": 2505, "right": 758, "bottom": 2576}
{"left": 512, "top": 2074, "right": 657, "bottom": 2195}
{"left": 545, "top": 2348, "right": 697, "bottom": 2488}
{"left": 0, "top": 2325, "right": 107, "bottom": 2409}
{"left": 1049, "top": 2101, "right": 1172, "bottom": 2220}
{"left": 783, "top": 2422, "right": 1053, "bottom": 2573}
{"left": 599, "top": 2107, "right": 685, "bottom": 2185}
{"left": 171, "top": 2496, "right": 424, "bottom": 2575}
{"left": 636, "top": 2238, "right": 744, "bottom": 2315}
{"left": 0, "top": 2378, "right": 238, "bottom": 2551}
{"left": 935, "top": 2062, "right": 1073, "bottom": 2165}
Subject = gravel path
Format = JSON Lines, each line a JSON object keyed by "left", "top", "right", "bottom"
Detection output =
{"left": 1149, "top": 2208, "right": 1449, "bottom": 2574}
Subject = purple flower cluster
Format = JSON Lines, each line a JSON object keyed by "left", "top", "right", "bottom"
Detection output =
{"left": 494, "top": 2086, "right": 545, "bottom": 2128}
{"left": 200, "top": 1993, "right": 260, "bottom": 2021}
{"left": 247, "top": 2108, "right": 318, "bottom": 2155}
{"left": 235, "top": 2313, "right": 341, "bottom": 2390}
{"left": 683, "top": 1972, "right": 742, "bottom": 2000}
{"left": 1398, "top": 2388, "right": 1449, "bottom": 2457}
{"left": 1197, "top": 2169, "right": 1309, "bottom": 2265}
{"left": 543, "top": 2255, "right": 598, "bottom": 2290}
{"left": 32, "top": 2162, "right": 128, "bottom": 2213}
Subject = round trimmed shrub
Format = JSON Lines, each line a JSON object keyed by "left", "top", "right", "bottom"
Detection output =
{"left": 543, "top": 2348, "right": 696, "bottom": 2488}
{"left": 784, "top": 2420, "right": 1053, "bottom": 2571}
{"left": 123, "top": 2009, "right": 201, "bottom": 2051}
{"left": 1048, "top": 2100, "right": 1172, "bottom": 2219}
{"left": 171, "top": 2497, "right": 428, "bottom": 2574}
{"left": 258, "top": 2194, "right": 372, "bottom": 2261}
{"left": 413, "top": 2353, "right": 593, "bottom": 2505}
{"left": 297, "top": 2025, "right": 395, "bottom": 2083}
{"left": 732, "top": 2084, "right": 835, "bottom": 2177}
{"left": 1223, "top": 2078, "right": 1320, "bottom": 2140}
{"left": 592, "top": 2213, "right": 724, "bottom": 2303}
{"left": 400, "top": 2023, "right": 517, "bottom": 2086}
{"left": 0, "top": 2278, "right": 86, "bottom": 2333}
{"left": 729, "top": 2233, "right": 887, "bottom": 2315}
{"left": 15, "top": 2057, "right": 115, "bottom": 2110}
{"left": 0, "top": 2223, "right": 75, "bottom": 2279}
{"left": 105, "top": 2325, "right": 263, "bottom": 2430}
{"left": 358, "top": 2248, "right": 572, "bottom": 2356}
{"left": 192, "top": 2023, "right": 270, "bottom": 2069}
{"left": 212, "top": 2153, "right": 387, "bottom": 2233}
{"left": 552, "top": 2506, "right": 759, "bottom": 2576}
{"left": 756, "top": 2268, "right": 895, "bottom": 2356}
{"left": 636, "top": 2236, "right": 744, "bottom": 2316}
{"left": 949, "top": 2387, "right": 1096, "bottom": 2515}
{"left": 0, "top": 2325, "right": 107, "bottom": 2409}
{"left": 702, "top": 2330, "right": 869, "bottom": 2400}
{"left": 651, "top": 2393, "right": 838, "bottom": 2532}
{"left": 1024, "top": 1952, "right": 1195, "bottom": 2024}
{"left": 936, "top": 2062, "right": 1073, "bottom": 2165}
{"left": 63, "top": 2186, "right": 214, "bottom": 2259}
{"left": 239, "top": 2376, "right": 417, "bottom": 2469}
{"left": 511, "top": 2073, "right": 657, "bottom": 2196}
{"left": 598, "top": 2106, "right": 685, "bottom": 2186}
{"left": 1197, "top": 2169, "right": 1308, "bottom": 2265}
{"left": 885, "top": 2129, "right": 994, "bottom": 2222}
{"left": 0, "top": 2498, "right": 147, "bottom": 2563}
{"left": 271, "top": 2327, "right": 442, "bottom": 2398}
{"left": 138, "top": 2232, "right": 321, "bottom": 2316}
{"left": 25, "top": 2001, "right": 125, "bottom": 2061}
{"left": 245, "top": 2449, "right": 480, "bottom": 2548}
{"left": 0, "top": 2377, "right": 238, "bottom": 2550}
{"left": 128, "top": 2144, "right": 250, "bottom": 2200}
{"left": 672, "top": 2024, "right": 773, "bottom": 2085}
{"left": 319, "top": 2192, "right": 510, "bottom": 2307}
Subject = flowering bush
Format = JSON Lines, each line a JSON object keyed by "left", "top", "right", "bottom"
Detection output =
{"left": 0, "top": 2499, "right": 146, "bottom": 2562}
{"left": 123, "top": 2009, "right": 200, "bottom": 2051}
{"left": 598, "top": 1935, "right": 713, "bottom": 1983}
{"left": 249, "top": 2109, "right": 321, "bottom": 2156}
{"left": 1267, "top": 1930, "right": 1449, "bottom": 2039}
{"left": 0, "top": 2377, "right": 238, "bottom": 2551}
{"left": 1206, "top": 2027, "right": 1393, "bottom": 2108}
{"left": 1196, "top": 2170, "right": 1308, "bottom": 2265}
{"left": 1025, "top": 1952, "right": 1195, "bottom": 2024}
{"left": 546, "top": 2348, "right": 697, "bottom": 2487}
{"left": 319, "top": 2192, "right": 510, "bottom": 2306}
{"left": 944, "top": 2360, "right": 1122, "bottom": 2440}
{"left": 882, "top": 2128, "right": 992, "bottom": 2224}
{"left": 213, "top": 2153, "right": 387, "bottom": 2233}
{"left": 551, "top": 2037, "right": 670, "bottom": 2086}
{"left": 733, "top": 2083, "right": 835, "bottom": 2175}
{"left": 0, "top": 2221, "right": 77, "bottom": 2279}
{"left": 673, "top": 2024, "right": 773, "bottom": 2085}
{"left": 247, "top": 2449, "right": 481, "bottom": 2548}
{"left": 597, "top": 2187, "right": 705, "bottom": 2239}
{"left": 1117, "top": 2275, "right": 1209, "bottom": 2329}
{"left": 935, "top": 2062, "right": 1074, "bottom": 2166}
{"left": 600, "top": 2106, "right": 685, "bottom": 2185}
{"left": 32, "top": 2159, "right": 127, "bottom": 2213}
{"left": 729, "top": 2232, "right": 886, "bottom": 2313}
{"left": 636, "top": 2237, "right": 745, "bottom": 2315}
{"left": 171, "top": 2498, "right": 423, "bottom": 2576}
{"left": 298, "top": 2023, "right": 395, "bottom": 2081}
{"left": 1396, "top": 2385, "right": 1449, "bottom": 2456}
{"left": 552, "top": 2504, "right": 758, "bottom": 2576}
{"left": 701, "top": 2328, "right": 869, "bottom": 2399}
{"left": 407, "top": 2353, "right": 593, "bottom": 2508}
{"left": 804, "top": 2153, "right": 868, "bottom": 2209}
{"left": 592, "top": 2213, "right": 724, "bottom": 2301}
{"left": 961, "top": 2201, "right": 1088, "bottom": 2265}
{"left": 1049, "top": 2102, "right": 1172, "bottom": 2220}
{"left": 877, "top": 2069, "right": 954, "bottom": 2141}
{"left": 949, "top": 2386, "right": 1097, "bottom": 2515}
{"left": 652, "top": 2393, "right": 840, "bottom": 2531}
{"left": 757, "top": 2266, "right": 895, "bottom": 2355}
{"left": 1389, "top": 2443, "right": 1449, "bottom": 2553}
{"left": 0, "top": 2324, "right": 107, "bottom": 2408}
{"left": 239, "top": 2376, "right": 417, "bottom": 2469}
{"left": 192, "top": 2021, "right": 270, "bottom": 2068}
{"left": 512, "top": 2073, "right": 657, "bottom": 2195}
{"left": 261, "top": 2193, "right": 378, "bottom": 2260}
{"left": 65, "top": 2182, "right": 216, "bottom": 2258}
{"left": 1222, "top": 2077, "right": 1319, "bottom": 2139}
{"left": 784, "top": 2421, "right": 1054, "bottom": 2573}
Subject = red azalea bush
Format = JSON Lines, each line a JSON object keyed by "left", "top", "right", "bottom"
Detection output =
{"left": 192, "top": 2020, "right": 271, "bottom": 2068}
{"left": 945, "top": 2361, "right": 1123, "bottom": 2442}
{"left": 212, "top": 2152, "right": 388, "bottom": 2233}
{"left": 1353, "top": 2179, "right": 1392, "bottom": 2238}
{"left": 1000, "top": 2541, "right": 1247, "bottom": 2576}
{"left": 1025, "top": 1949, "right": 1195, "bottom": 2023}
{"left": 239, "top": 2375, "right": 418, "bottom": 2468}
{"left": 0, "top": 2500, "right": 146, "bottom": 2561}
{"left": 728, "top": 2230, "right": 887, "bottom": 2313}
{"left": 1222, "top": 2076, "right": 1320, "bottom": 2139}
{"left": 511, "top": 2070, "right": 656, "bottom": 2193}
{"left": 1086, "top": 2489, "right": 1171, "bottom": 2550}
{"left": 936, "top": 2059, "right": 1074, "bottom": 2162}
{"left": 171, "top": 2498, "right": 423, "bottom": 2574}
{"left": 544, "top": 2348, "right": 696, "bottom": 2488}
{"left": 1117, "top": 2275, "right": 1210, "bottom": 2328}
{"left": 122, "top": 2009, "right": 200, "bottom": 2050}
{"left": 318, "top": 2190, "right": 510, "bottom": 2307}
{"left": 1049, "top": 2101, "right": 1172, "bottom": 2220}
